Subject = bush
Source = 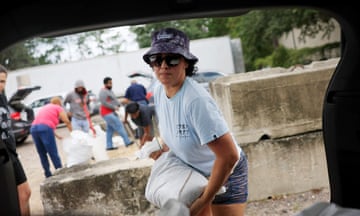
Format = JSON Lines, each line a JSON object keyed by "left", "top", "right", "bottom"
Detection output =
{"left": 252, "top": 42, "right": 340, "bottom": 70}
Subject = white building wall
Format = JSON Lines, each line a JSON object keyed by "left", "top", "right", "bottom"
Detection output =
{"left": 6, "top": 36, "right": 237, "bottom": 104}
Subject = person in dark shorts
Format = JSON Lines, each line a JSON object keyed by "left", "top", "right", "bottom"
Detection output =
{"left": 0, "top": 64, "right": 31, "bottom": 215}
{"left": 124, "top": 102, "right": 157, "bottom": 147}
{"left": 142, "top": 28, "right": 248, "bottom": 216}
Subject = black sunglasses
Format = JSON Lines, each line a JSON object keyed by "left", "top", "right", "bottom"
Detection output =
{"left": 148, "top": 54, "right": 182, "bottom": 67}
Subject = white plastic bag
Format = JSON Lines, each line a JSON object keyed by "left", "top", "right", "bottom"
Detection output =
{"left": 112, "top": 136, "right": 125, "bottom": 147}
{"left": 88, "top": 125, "right": 109, "bottom": 161}
{"left": 135, "top": 138, "right": 162, "bottom": 159}
{"left": 145, "top": 151, "right": 208, "bottom": 208}
{"left": 62, "top": 130, "right": 93, "bottom": 167}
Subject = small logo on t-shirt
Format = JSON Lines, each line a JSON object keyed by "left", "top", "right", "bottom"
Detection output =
{"left": 176, "top": 123, "right": 189, "bottom": 138}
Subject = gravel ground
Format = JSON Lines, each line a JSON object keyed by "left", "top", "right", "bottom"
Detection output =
{"left": 245, "top": 187, "right": 330, "bottom": 216}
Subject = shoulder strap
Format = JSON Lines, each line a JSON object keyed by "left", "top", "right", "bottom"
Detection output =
{"left": 82, "top": 99, "right": 96, "bottom": 136}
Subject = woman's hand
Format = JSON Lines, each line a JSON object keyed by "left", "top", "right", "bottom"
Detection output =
{"left": 149, "top": 142, "right": 169, "bottom": 160}
{"left": 190, "top": 195, "right": 212, "bottom": 216}
{"left": 149, "top": 149, "right": 163, "bottom": 160}
{"left": 55, "top": 133, "right": 63, "bottom": 140}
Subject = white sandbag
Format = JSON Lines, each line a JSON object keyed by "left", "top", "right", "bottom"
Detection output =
{"left": 88, "top": 125, "right": 109, "bottom": 161}
{"left": 112, "top": 136, "right": 125, "bottom": 147}
{"left": 135, "top": 138, "right": 162, "bottom": 159}
{"left": 62, "top": 130, "right": 93, "bottom": 167}
{"left": 158, "top": 199, "right": 190, "bottom": 216}
{"left": 145, "top": 151, "right": 208, "bottom": 208}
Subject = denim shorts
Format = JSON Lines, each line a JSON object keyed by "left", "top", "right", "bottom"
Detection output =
{"left": 212, "top": 150, "right": 248, "bottom": 204}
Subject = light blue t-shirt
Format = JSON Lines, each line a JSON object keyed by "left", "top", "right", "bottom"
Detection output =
{"left": 154, "top": 77, "right": 241, "bottom": 176}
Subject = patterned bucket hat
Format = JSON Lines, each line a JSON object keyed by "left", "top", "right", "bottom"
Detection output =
{"left": 143, "top": 28, "right": 198, "bottom": 64}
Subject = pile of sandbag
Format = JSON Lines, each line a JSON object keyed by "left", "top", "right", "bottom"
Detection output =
{"left": 62, "top": 125, "right": 109, "bottom": 168}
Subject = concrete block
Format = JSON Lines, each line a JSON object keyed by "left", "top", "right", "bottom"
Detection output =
{"left": 243, "top": 131, "right": 329, "bottom": 201}
{"left": 41, "top": 158, "right": 157, "bottom": 216}
{"left": 211, "top": 58, "right": 339, "bottom": 144}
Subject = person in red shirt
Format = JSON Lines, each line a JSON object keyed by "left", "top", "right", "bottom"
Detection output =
{"left": 98, "top": 77, "right": 134, "bottom": 150}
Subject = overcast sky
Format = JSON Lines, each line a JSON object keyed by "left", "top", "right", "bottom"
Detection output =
{"left": 34, "top": 25, "right": 140, "bottom": 63}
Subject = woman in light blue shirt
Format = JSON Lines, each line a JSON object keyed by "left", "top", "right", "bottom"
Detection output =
{"left": 143, "top": 27, "right": 248, "bottom": 216}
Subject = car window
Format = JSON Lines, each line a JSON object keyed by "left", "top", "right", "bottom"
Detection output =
{"left": 30, "top": 98, "right": 47, "bottom": 108}
{"left": 29, "top": 96, "right": 64, "bottom": 109}
{"left": 1, "top": 2, "right": 351, "bottom": 214}
{"left": 29, "top": 99, "right": 44, "bottom": 109}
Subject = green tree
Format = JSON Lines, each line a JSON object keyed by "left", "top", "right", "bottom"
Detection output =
{"left": 37, "top": 29, "right": 127, "bottom": 62}
{"left": 1, "top": 8, "right": 337, "bottom": 71}
{"left": 0, "top": 40, "right": 43, "bottom": 70}
{"left": 29, "top": 37, "right": 66, "bottom": 63}
{"left": 130, "top": 18, "right": 213, "bottom": 48}
{"left": 227, "top": 9, "right": 336, "bottom": 71}
{"left": 130, "top": 8, "right": 336, "bottom": 71}
{"left": 1, "top": 27, "right": 129, "bottom": 71}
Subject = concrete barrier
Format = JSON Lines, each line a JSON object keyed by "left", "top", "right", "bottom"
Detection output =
{"left": 211, "top": 58, "right": 339, "bottom": 144}
{"left": 41, "top": 158, "right": 158, "bottom": 216}
{"left": 243, "top": 131, "right": 328, "bottom": 201}
{"left": 41, "top": 131, "right": 328, "bottom": 215}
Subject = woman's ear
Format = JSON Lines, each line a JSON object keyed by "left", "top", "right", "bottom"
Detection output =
{"left": 184, "top": 61, "right": 189, "bottom": 70}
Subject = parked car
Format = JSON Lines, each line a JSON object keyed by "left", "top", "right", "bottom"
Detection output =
{"left": 8, "top": 85, "right": 41, "bottom": 144}
{"left": 127, "top": 71, "right": 226, "bottom": 98}
{"left": 87, "top": 90, "right": 100, "bottom": 116}
{"left": 28, "top": 90, "right": 99, "bottom": 119}
{"left": 127, "top": 71, "right": 158, "bottom": 104}
{"left": 27, "top": 92, "right": 67, "bottom": 117}
{"left": 191, "top": 71, "right": 227, "bottom": 92}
